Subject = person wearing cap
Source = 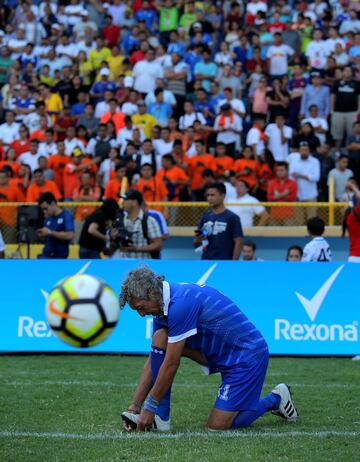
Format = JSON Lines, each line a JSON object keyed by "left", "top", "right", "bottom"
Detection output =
{"left": 63, "top": 147, "right": 97, "bottom": 200}
{"left": 89, "top": 67, "right": 117, "bottom": 103}
{"left": 214, "top": 103, "right": 242, "bottom": 157}
{"left": 132, "top": 101, "right": 157, "bottom": 138}
{"left": 300, "top": 70, "right": 330, "bottom": 118}
{"left": 110, "top": 189, "right": 162, "bottom": 259}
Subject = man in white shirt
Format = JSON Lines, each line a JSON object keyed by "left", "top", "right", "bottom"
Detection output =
{"left": 289, "top": 141, "right": 320, "bottom": 201}
{"left": 246, "top": 118, "right": 266, "bottom": 158}
{"left": 306, "top": 30, "right": 328, "bottom": 70}
{"left": 327, "top": 155, "right": 354, "bottom": 201}
{"left": 64, "top": 126, "right": 86, "bottom": 156}
{"left": 133, "top": 48, "right": 164, "bottom": 95}
{"left": 18, "top": 139, "right": 43, "bottom": 172}
{"left": 0, "top": 111, "right": 19, "bottom": 146}
{"left": 227, "top": 180, "right": 269, "bottom": 228}
{"left": 246, "top": 0, "right": 267, "bottom": 17}
{"left": 264, "top": 114, "right": 292, "bottom": 162}
{"left": 266, "top": 33, "right": 294, "bottom": 77}
{"left": 23, "top": 101, "right": 51, "bottom": 133}
{"left": 218, "top": 87, "right": 245, "bottom": 119}
{"left": 213, "top": 103, "right": 242, "bottom": 155}
{"left": 302, "top": 217, "right": 332, "bottom": 262}
{"left": 179, "top": 101, "right": 207, "bottom": 130}
{"left": 117, "top": 116, "right": 145, "bottom": 155}
{"left": 152, "top": 127, "right": 174, "bottom": 170}
{"left": 302, "top": 104, "right": 328, "bottom": 145}
{"left": 94, "top": 90, "right": 114, "bottom": 119}
{"left": 145, "top": 78, "right": 177, "bottom": 107}
{"left": 38, "top": 129, "right": 57, "bottom": 157}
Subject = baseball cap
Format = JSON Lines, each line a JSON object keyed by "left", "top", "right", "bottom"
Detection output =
{"left": 71, "top": 147, "right": 84, "bottom": 157}
{"left": 310, "top": 70, "right": 322, "bottom": 78}
{"left": 120, "top": 189, "right": 143, "bottom": 204}
{"left": 100, "top": 68, "right": 110, "bottom": 76}
{"left": 193, "top": 22, "right": 202, "bottom": 29}
{"left": 221, "top": 102, "right": 231, "bottom": 111}
{"left": 223, "top": 87, "right": 233, "bottom": 93}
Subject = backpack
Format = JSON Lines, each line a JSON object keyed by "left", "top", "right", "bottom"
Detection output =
{"left": 141, "top": 212, "right": 161, "bottom": 259}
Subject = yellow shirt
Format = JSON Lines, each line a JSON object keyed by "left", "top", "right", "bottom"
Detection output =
{"left": 89, "top": 47, "right": 111, "bottom": 70}
{"left": 45, "top": 93, "right": 63, "bottom": 114}
{"left": 132, "top": 113, "right": 157, "bottom": 138}
{"left": 79, "top": 61, "right": 93, "bottom": 86}
{"left": 40, "top": 74, "right": 56, "bottom": 87}
{"left": 107, "top": 54, "right": 125, "bottom": 78}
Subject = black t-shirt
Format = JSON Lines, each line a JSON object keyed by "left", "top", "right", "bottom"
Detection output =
{"left": 79, "top": 208, "right": 107, "bottom": 252}
{"left": 293, "top": 134, "right": 320, "bottom": 153}
{"left": 54, "top": 78, "right": 73, "bottom": 100}
{"left": 332, "top": 79, "right": 360, "bottom": 112}
{"left": 198, "top": 209, "right": 243, "bottom": 260}
{"left": 266, "top": 89, "right": 290, "bottom": 122}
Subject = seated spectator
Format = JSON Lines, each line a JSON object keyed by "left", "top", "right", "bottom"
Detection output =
{"left": 227, "top": 179, "right": 269, "bottom": 228}
{"left": 63, "top": 147, "right": 97, "bottom": 201}
{"left": 104, "top": 163, "right": 129, "bottom": 200}
{"left": 302, "top": 105, "right": 328, "bottom": 145}
{"left": 328, "top": 155, "right": 354, "bottom": 201}
{"left": 135, "top": 163, "right": 168, "bottom": 202}
{"left": 242, "top": 239, "right": 262, "bottom": 261}
{"left": 214, "top": 142, "right": 234, "bottom": 177}
{"left": 286, "top": 245, "right": 303, "bottom": 261}
{"left": 186, "top": 140, "right": 217, "bottom": 200}
{"left": 147, "top": 88, "right": 173, "bottom": 127}
{"left": 26, "top": 168, "right": 61, "bottom": 202}
{"left": 0, "top": 111, "right": 20, "bottom": 148}
{"left": 18, "top": 139, "right": 42, "bottom": 172}
{"left": 233, "top": 146, "right": 259, "bottom": 192}
{"left": 214, "top": 102, "right": 242, "bottom": 157}
{"left": 47, "top": 141, "right": 71, "bottom": 194}
{"left": 156, "top": 154, "right": 189, "bottom": 202}
{"left": 73, "top": 171, "right": 101, "bottom": 221}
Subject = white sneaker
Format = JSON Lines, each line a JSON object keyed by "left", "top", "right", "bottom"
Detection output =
{"left": 271, "top": 383, "right": 299, "bottom": 422}
{"left": 352, "top": 355, "right": 360, "bottom": 361}
{"left": 121, "top": 411, "right": 171, "bottom": 432}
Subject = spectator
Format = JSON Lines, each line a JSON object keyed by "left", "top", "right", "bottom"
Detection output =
{"left": 147, "top": 88, "right": 173, "bottom": 128}
{"left": 26, "top": 168, "right": 61, "bottom": 202}
{"left": 346, "top": 121, "right": 360, "bottom": 183}
{"left": 164, "top": 52, "right": 188, "bottom": 118}
{"left": 179, "top": 100, "right": 206, "bottom": 130}
{"left": 63, "top": 147, "right": 97, "bottom": 201}
{"left": 194, "top": 182, "right": 243, "bottom": 260}
{"left": 214, "top": 102, "right": 242, "bottom": 157}
{"left": 300, "top": 71, "right": 330, "bottom": 119}
{"left": 266, "top": 32, "right": 294, "bottom": 78}
{"left": 331, "top": 66, "right": 360, "bottom": 157}
{"left": 286, "top": 245, "right": 303, "bottom": 261}
{"left": 132, "top": 48, "right": 164, "bottom": 95}
{"left": 187, "top": 139, "right": 217, "bottom": 200}
{"left": 156, "top": 154, "right": 189, "bottom": 202}
{"left": 0, "top": 230, "right": 4, "bottom": 258}
{"left": 328, "top": 155, "right": 354, "bottom": 201}
{"left": 314, "top": 142, "right": 335, "bottom": 201}
{"left": 18, "top": 139, "right": 42, "bottom": 172}
{"left": 37, "top": 192, "right": 74, "bottom": 259}
{"left": 264, "top": 114, "right": 292, "bottom": 162}
{"left": 0, "top": 111, "right": 19, "bottom": 148}
{"left": 246, "top": 117, "right": 266, "bottom": 158}
{"left": 79, "top": 198, "right": 119, "bottom": 259}
{"left": 227, "top": 179, "right": 269, "bottom": 228}
{"left": 302, "top": 217, "right": 332, "bottom": 262}
{"left": 135, "top": 163, "right": 168, "bottom": 202}
{"left": 242, "top": 239, "right": 261, "bottom": 261}
{"left": 289, "top": 141, "right": 321, "bottom": 202}
{"left": 104, "top": 163, "right": 129, "bottom": 200}
{"left": 302, "top": 104, "right": 329, "bottom": 145}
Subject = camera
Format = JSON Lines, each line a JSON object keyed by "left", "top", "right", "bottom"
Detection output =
{"left": 111, "top": 209, "right": 134, "bottom": 247}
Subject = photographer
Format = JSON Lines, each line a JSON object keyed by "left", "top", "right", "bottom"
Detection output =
{"left": 37, "top": 192, "right": 74, "bottom": 259}
{"left": 78, "top": 199, "right": 119, "bottom": 259}
{"left": 110, "top": 190, "right": 162, "bottom": 259}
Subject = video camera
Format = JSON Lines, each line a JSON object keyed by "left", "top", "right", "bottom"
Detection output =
{"left": 111, "top": 209, "right": 134, "bottom": 247}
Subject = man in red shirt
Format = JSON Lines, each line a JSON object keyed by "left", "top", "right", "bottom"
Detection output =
{"left": 344, "top": 182, "right": 360, "bottom": 262}
{"left": 102, "top": 15, "right": 121, "bottom": 48}
{"left": 267, "top": 162, "right": 297, "bottom": 223}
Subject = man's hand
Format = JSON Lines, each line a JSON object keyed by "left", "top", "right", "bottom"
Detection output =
{"left": 136, "top": 408, "right": 155, "bottom": 432}
{"left": 122, "top": 403, "right": 141, "bottom": 432}
{"left": 37, "top": 227, "right": 51, "bottom": 237}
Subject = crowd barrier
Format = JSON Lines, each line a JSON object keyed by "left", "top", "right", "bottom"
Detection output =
{"left": 0, "top": 200, "right": 350, "bottom": 245}
{"left": 0, "top": 260, "right": 359, "bottom": 355}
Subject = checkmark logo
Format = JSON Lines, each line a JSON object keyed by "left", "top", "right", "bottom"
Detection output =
{"left": 295, "top": 265, "right": 345, "bottom": 322}
{"left": 196, "top": 263, "right": 218, "bottom": 286}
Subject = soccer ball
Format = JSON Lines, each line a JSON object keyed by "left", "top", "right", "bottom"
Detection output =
{"left": 45, "top": 274, "right": 120, "bottom": 348}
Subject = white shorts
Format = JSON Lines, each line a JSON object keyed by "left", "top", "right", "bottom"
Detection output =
{"left": 348, "top": 256, "right": 360, "bottom": 263}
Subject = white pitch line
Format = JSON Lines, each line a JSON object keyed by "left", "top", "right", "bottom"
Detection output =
{"left": 0, "top": 380, "right": 358, "bottom": 389}
{"left": 0, "top": 430, "right": 358, "bottom": 441}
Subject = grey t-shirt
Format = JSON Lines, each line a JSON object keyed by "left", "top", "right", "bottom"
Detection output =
{"left": 327, "top": 168, "right": 354, "bottom": 201}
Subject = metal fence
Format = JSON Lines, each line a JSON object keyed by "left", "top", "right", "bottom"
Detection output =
{"left": 0, "top": 201, "right": 349, "bottom": 244}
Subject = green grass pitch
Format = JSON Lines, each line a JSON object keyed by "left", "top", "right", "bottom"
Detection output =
{"left": 0, "top": 355, "right": 359, "bottom": 462}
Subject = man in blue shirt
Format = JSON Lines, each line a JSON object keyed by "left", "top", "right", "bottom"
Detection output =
{"left": 120, "top": 265, "right": 299, "bottom": 432}
{"left": 37, "top": 193, "right": 74, "bottom": 259}
{"left": 195, "top": 182, "right": 243, "bottom": 260}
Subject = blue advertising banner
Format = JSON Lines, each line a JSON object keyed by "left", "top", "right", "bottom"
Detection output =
{"left": 0, "top": 260, "right": 359, "bottom": 355}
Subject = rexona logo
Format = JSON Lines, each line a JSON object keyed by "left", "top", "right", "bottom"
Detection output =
{"left": 275, "top": 265, "right": 358, "bottom": 342}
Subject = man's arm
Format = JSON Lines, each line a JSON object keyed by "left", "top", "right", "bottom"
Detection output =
{"left": 232, "top": 236, "right": 242, "bottom": 260}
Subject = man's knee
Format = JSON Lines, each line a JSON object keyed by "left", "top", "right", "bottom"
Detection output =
{"left": 152, "top": 328, "right": 168, "bottom": 349}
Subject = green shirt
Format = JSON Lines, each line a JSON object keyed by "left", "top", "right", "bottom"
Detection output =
{"left": 0, "top": 57, "right": 13, "bottom": 84}
{"left": 159, "top": 7, "right": 178, "bottom": 32}
{"left": 179, "top": 13, "right": 197, "bottom": 31}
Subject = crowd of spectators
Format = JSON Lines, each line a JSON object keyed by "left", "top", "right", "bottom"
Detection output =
{"left": 0, "top": 0, "right": 360, "bottom": 228}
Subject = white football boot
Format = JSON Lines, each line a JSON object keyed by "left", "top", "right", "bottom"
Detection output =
{"left": 121, "top": 411, "right": 171, "bottom": 432}
{"left": 271, "top": 383, "right": 299, "bottom": 422}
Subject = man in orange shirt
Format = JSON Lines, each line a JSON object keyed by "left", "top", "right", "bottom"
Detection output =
{"left": 0, "top": 169, "right": 24, "bottom": 239}
{"left": 104, "top": 163, "right": 129, "bottom": 200}
{"left": 233, "top": 146, "right": 260, "bottom": 192}
{"left": 214, "top": 142, "right": 234, "bottom": 177}
{"left": 26, "top": 169, "right": 61, "bottom": 202}
{"left": 156, "top": 154, "right": 189, "bottom": 202}
{"left": 100, "top": 98, "right": 125, "bottom": 134}
{"left": 63, "top": 147, "right": 97, "bottom": 200}
{"left": 267, "top": 161, "right": 297, "bottom": 223}
{"left": 47, "top": 141, "right": 71, "bottom": 193}
{"left": 135, "top": 163, "right": 168, "bottom": 202}
{"left": 73, "top": 172, "right": 101, "bottom": 222}
{"left": 186, "top": 140, "right": 217, "bottom": 200}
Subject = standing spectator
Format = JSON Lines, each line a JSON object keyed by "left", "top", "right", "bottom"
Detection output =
{"left": 300, "top": 71, "right": 330, "bottom": 119}
{"left": 246, "top": 117, "right": 266, "bottom": 158}
{"left": 194, "top": 48, "right": 217, "bottom": 93}
{"left": 0, "top": 111, "right": 19, "bottom": 148}
{"left": 102, "top": 15, "right": 121, "bottom": 48}
{"left": 132, "top": 100, "right": 157, "bottom": 139}
{"left": 147, "top": 88, "right": 173, "bottom": 128}
{"left": 218, "top": 64, "right": 242, "bottom": 96}
{"left": 343, "top": 182, "right": 360, "bottom": 262}
{"left": 314, "top": 142, "right": 335, "bottom": 201}
{"left": 331, "top": 66, "right": 360, "bottom": 157}
{"left": 266, "top": 33, "right": 294, "bottom": 78}
{"left": 328, "top": 155, "right": 354, "bottom": 201}
{"left": 179, "top": 100, "right": 206, "bottom": 130}
{"left": 306, "top": 29, "right": 328, "bottom": 70}
{"left": 302, "top": 217, "right": 332, "bottom": 262}
{"left": 187, "top": 140, "right": 217, "bottom": 200}
{"left": 266, "top": 78, "right": 290, "bottom": 122}
{"left": 135, "top": 163, "right": 168, "bottom": 202}
{"left": 214, "top": 103, "right": 242, "bottom": 157}
{"left": 104, "top": 163, "right": 129, "bottom": 200}
{"left": 63, "top": 147, "right": 97, "bottom": 201}
{"left": 37, "top": 192, "right": 74, "bottom": 259}
{"left": 267, "top": 162, "right": 297, "bottom": 224}
{"left": 265, "top": 114, "right": 292, "bottom": 162}
{"left": 164, "top": 52, "right": 188, "bottom": 118}
{"left": 194, "top": 182, "right": 243, "bottom": 260}
{"left": 289, "top": 141, "right": 321, "bottom": 202}
{"left": 302, "top": 105, "right": 329, "bottom": 145}
{"left": 132, "top": 48, "right": 164, "bottom": 95}
{"left": 227, "top": 180, "right": 269, "bottom": 228}
{"left": 18, "top": 139, "right": 42, "bottom": 173}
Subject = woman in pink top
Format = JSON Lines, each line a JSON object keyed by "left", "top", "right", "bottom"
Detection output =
{"left": 252, "top": 76, "right": 269, "bottom": 118}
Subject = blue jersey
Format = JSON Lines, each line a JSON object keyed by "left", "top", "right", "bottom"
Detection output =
{"left": 154, "top": 283, "right": 268, "bottom": 373}
{"left": 41, "top": 210, "right": 74, "bottom": 259}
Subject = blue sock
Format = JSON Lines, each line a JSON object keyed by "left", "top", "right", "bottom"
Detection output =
{"left": 150, "top": 345, "right": 171, "bottom": 421}
{"left": 231, "top": 393, "right": 281, "bottom": 428}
